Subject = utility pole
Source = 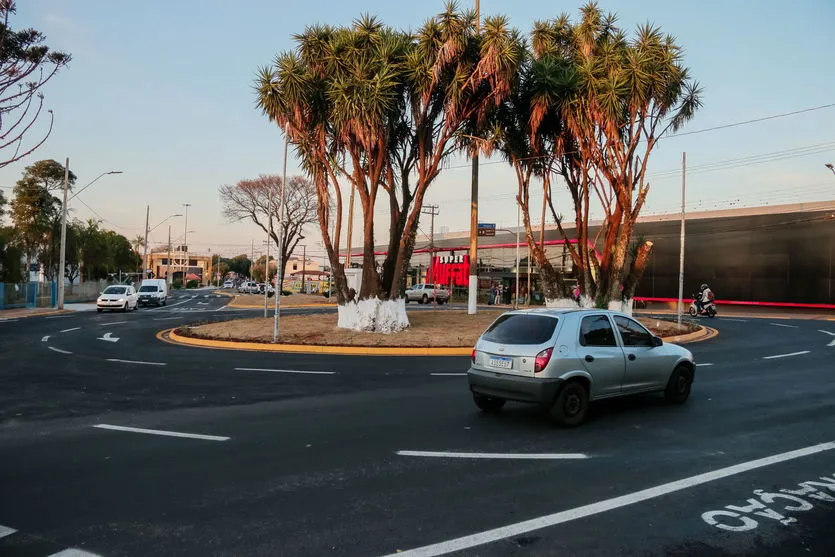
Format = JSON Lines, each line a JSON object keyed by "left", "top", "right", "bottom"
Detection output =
{"left": 274, "top": 138, "right": 289, "bottom": 343}
{"left": 422, "top": 204, "right": 439, "bottom": 286}
{"left": 57, "top": 157, "right": 69, "bottom": 309}
{"left": 182, "top": 203, "right": 191, "bottom": 287}
{"left": 251, "top": 239, "right": 255, "bottom": 279}
{"left": 301, "top": 244, "right": 307, "bottom": 294}
{"left": 142, "top": 205, "right": 150, "bottom": 282}
{"left": 677, "top": 152, "right": 686, "bottom": 326}
{"left": 467, "top": 0, "right": 480, "bottom": 316}
{"left": 166, "top": 226, "right": 172, "bottom": 287}
{"left": 515, "top": 204, "right": 520, "bottom": 309}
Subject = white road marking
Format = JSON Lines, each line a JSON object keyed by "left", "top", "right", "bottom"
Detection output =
{"left": 696, "top": 363, "right": 713, "bottom": 367}
{"left": 384, "top": 440, "right": 835, "bottom": 557}
{"left": 721, "top": 318, "right": 748, "bottom": 322}
{"left": 60, "top": 327, "right": 81, "bottom": 333}
{"left": 819, "top": 330, "right": 835, "bottom": 347}
{"left": 154, "top": 316, "right": 181, "bottom": 321}
{"left": 234, "top": 367, "right": 335, "bottom": 375}
{"left": 101, "top": 320, "right": 129, "bottom": 326}
{"left": 93, "top": 424, "right": 228, "bottom": 441}
{"left": 430, "top": 373, "right": 467, "bottom": 376}
{"left": 45, "top": 315, "right": 71, "bottom": 319}
{"left": 97, "top": 332, "right": 120, "bottom": 343}
{"left": 203, "top": 294, "right": 210, "bottom": 298}
{"left": 762, "top": 351, "right": 810, "bottom": 360}
{"left": 0, "top": 525, "right": 16, "bottom": 539}
{"left": 770, "top": 322, "right": 798, "bottom": 328}
{"left": 41, "top": 335, "right": 50, "bottom": 342}
{"left": 397, "top": 451, "right": 588, "bottom": 460}
{"left": 106, "top": 358, "right": 166, "bottom": 366}
{"left": 0, "top": 319, "right": 19, "bottom": 323}
{"left": 48, "top": 346, "right": 72, "bottom": 354}
{"left": 48, "top": 549, "right": 104, "bottom": 557}
{"left": 197, "top": 302, "right": 208, "bottom": 305}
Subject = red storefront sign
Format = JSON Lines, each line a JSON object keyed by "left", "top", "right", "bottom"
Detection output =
{"left": 428, "top": 254, "right": 469, "bottom": 287}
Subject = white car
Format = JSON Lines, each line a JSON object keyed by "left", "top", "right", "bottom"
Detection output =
{"left": 223, "top": 280, "right": 234, "bottom": 288}
{"left": 238, "top": 281, "right": 259, "bottom": 294}
{"left": 97, "top": 285, "right": 138, "bottom": 312}
{"left": 405, "top": 283, "right": 450, "bottom": 304}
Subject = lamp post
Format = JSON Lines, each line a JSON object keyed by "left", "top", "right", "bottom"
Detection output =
{"left": 143, "top": 212, "right": 182, "bottom": 281}
{"left": 57, "top": 164, "right": 123, "bottom": 309}
{"left": 468, "top": 0, "right": 481, "bottom": 316}
{"left": 182, "top": 203, "right": 191, "bottom": 286}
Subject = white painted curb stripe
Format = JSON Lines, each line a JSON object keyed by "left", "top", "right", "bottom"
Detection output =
{"left": 106, "top": 359, "right": 166, "bottom": 366}
{"left": 48, "top": 346, "right": 72, "bottom": 354}
{"left": 383, "top": 441, "right": 835, "bottom": 557}
{"left": 0, "top": 525, "right": 16, "bottom": 539}
{"left": 93, "top": 424, "right": 229, "bottom": 441}
{"left": 762, "top": 351, "right": 810, "bottom": 360}
{"left": 430, "top": 373, "right": 467, "bottom": 376}
{"left": 397, "top": 451, "right": 588, "bottom": 460}
{"left": 48, "top": 549, "right": 104, "bottom": 557}
{"left": 234, "top": 367, "right": 335, "bottom": 375}
{"left": 60, "top": 327, "right": 81, "bottom": 333}
{"left": 769, "top": 322, "right": 798, "bottom": 328}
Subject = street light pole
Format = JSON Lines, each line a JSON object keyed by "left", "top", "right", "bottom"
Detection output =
{"left": 273, "top": 138, "right": 289, "bottom": 343}
{"left": 677, "top": 152, "right": 687, "bottom": 327}
{"left": 57, "top": 165, "right": 123, "bottom": 309}
{"left": 166, "top": 226, "right": 172, "bottom": 286}
{"left": 467, "top": 0, "right": 481, "bottom": 316}
{"left": 142, "top": 205, "right": 149, "bottom": 280}
{"left": 515, "top": 205, "right": 520, "bottom": 309}
{"left": 182, "top": 203, "right": 191, "bottom": 286}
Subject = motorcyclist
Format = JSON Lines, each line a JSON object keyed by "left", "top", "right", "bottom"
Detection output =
{"left": 696, "top": 283, "right": 714, "bottom": 313}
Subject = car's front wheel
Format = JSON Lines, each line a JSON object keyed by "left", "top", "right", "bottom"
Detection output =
{"left": 664, "top": 364, "right": 693, "bottom": 404}
{"left": 550, "top": 380, "right": 589, "bottom": 427}
{"left": 473, "top": 394, "right": 505, "bottom": 413}
{"left": 421, "top": 294, "right": 428, "bottom": 304}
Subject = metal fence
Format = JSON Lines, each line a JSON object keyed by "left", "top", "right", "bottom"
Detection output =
{"left": 0, "top": 282, "right": 56, "bottom": 310}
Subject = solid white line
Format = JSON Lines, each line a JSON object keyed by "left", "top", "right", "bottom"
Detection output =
{"left": 770, "top": 322, "right": 798, "bottom": 328}
{"left": 430, "top": 373, "right": 467, "bottom": 376}
{"left": 384, "top": 440, "right": 835, "bottom": 557}
{"left": 397, "top": 451, "right": 588, "bottom": 460}
{"left": 93, "top": 424, "right": 229, "bottom": 441}
{"left": 154, "top": 317, "right": 181, "bottom": 321}
{"left": 41, "top": 335, "right": 50, "bottom": 342}
{"left": 45, "top": 315, "right": 71, "bottom": 319}
{"left": 234, "top": 367, "right": 335, "bottom": 375}
{"left": 696, "top": 363, "right": 713, "bottom": 367}
{"left": 0, "top": 525, "right": 16, "bottom": 539}
{"left": 48, "top": 549, "right": 103, "bottom": 557}
{"left": 48, "top": 346, "right": 72, "bottom": 354}
{"left": 0, "top": 319, "right": 19, "bottom": 323}
{"left": 762, "top": 351, "right": 810, "bottom": 360}
{"left": 106, "top": 358, "right": 167, "bottom": 366}
{"left": 721, "top": 318, "right": 748, "bottom": 322}
{"left": 60, "top": 327, "right": 81, "bottom": 333}
{"left": 101, "top": 320, "right": 129, "bottom": 326}
{"left": 819, "top": 330, "right": 835, "bottom": 336}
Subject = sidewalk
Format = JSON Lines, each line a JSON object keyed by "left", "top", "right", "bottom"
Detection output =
{"left": 0, "top": 307, "right": 70, "bottom": 320}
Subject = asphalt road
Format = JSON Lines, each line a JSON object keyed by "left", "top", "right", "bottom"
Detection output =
{"left": 0, "top": 289, "right": 833, "bottom": 556}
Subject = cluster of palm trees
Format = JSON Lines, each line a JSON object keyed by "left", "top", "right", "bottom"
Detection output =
{"left": 256, "top": 1, "right": 701, "bottom": 327}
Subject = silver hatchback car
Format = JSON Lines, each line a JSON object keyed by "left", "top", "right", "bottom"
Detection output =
{"left": 468, "top": 309, "right": 696, "bottom": 426}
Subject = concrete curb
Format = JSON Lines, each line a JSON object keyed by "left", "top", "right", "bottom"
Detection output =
{"left": 157, "top": 320, "right": 713, "bottom": 356}
{"left": 0, "top": 308, "right": 72, "bottom": 320}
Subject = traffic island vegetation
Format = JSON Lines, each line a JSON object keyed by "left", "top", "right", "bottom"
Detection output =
{"left": 175, "top": 311, "right": 699, "bottom": 348}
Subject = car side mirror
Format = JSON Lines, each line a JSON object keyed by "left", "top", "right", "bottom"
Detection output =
{"left": 652, "top": 336, "right": 663, "bottom": 347}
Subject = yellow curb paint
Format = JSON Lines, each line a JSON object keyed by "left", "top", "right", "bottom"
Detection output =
{"left": 158, "top": 323, "right": 711, "bottom": 356}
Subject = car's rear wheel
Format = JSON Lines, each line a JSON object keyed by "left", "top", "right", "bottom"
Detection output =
{"left": 550, "top": 380, "right": 589, "bottom": 427}
{"left": 688, "top": 306, "right": 697, "bottom": 316}
{"left": 421, "top": 294, "right": 428, "bottom": 304}
{"left": 664, "top": 364, "right": 693, "bottom": 404}
{"left": 473, "top": 394, "right": 505, "bottom": 413}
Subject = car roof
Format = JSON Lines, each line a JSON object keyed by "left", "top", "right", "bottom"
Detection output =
{"left": 503, "top": 308, "right": 631, "bottom": 318}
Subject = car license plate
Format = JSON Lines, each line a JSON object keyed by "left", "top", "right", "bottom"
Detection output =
{"left": 488, "top": 356, "right": 512, "bottom": 369}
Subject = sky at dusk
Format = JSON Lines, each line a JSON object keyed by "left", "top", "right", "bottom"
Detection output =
{"left": 1, "top": 0, "right": 834, "bottom": 258}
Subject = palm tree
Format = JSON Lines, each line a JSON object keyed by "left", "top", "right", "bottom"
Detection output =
{"left": 524, "top": 2, "right": 702, "bottom": 309}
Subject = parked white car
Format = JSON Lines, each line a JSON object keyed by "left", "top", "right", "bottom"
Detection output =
{"left": 238, "top": 281, "right": 259, "bottom": 294}
{"left": 97, "top": 285, "right": 138, "bottom": 312}
{"left": 223, "top": 280, "right": 234, "bottom": 288}
{"left": 405, "top": 283, "right": 450, "bottom": 304}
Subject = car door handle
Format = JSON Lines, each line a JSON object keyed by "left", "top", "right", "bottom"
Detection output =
{"left": 628, "top": 354, "right": 636, "bottom": 361}
{"left": 585, "top": 355, "right": 594, "bottom": 362}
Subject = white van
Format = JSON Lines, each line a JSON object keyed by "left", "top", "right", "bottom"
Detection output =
{"left": 138, "top": 278, "right": 168, "bottom": 307}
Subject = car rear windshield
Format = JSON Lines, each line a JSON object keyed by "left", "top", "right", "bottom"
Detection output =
{"left": 481, "top": 314, "right": 559, "bottom": 345}
{"left": 139, "top": 286, "right": 157, "bottom": 292}
{"left": 103, "top": 286, "right": 126, "bottom": 294}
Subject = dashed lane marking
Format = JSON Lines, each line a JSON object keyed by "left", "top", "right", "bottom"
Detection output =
{"left": 397, "top": 451, "right": 589, "bottom": 460}
{"left": 48, "top": 550, "right": 103, "bottom": 556}
{"left": 48, "top": 346, "right": 72, "bottom": 355}
{"left": 770, "top": 322, "right": 799, "bottom": 329}
{"left": 100, "top": 321, "right": 128, "bottom": 326}
{"left": 234, "top": 367, "right": 335, "bottom": 375}
{"left": 431, "top": 373, "right": 467, "bottom": 376}
{"left": 59, "top": 327, "right": 81, "bottom": 333}
{"left": 106, "top": 358, "right": 166, "bottom": 366}
{"left": 45, "top": 315, "right": 71, "bottom": 320}
{"left": 696, "top": 363, "right": 713, "bottom": 367}
{"left": 0, "top": 525, "right": 16, "bottom": 538}
{"left": 762, "top": 351, "right": 810, "bottom": 360}
{"left": 0, "top": 319, "right": 19, "bottom": 323}
{"left": 41, "top": 335, "right": 49, "bottom": 342}
{"left": 93, "top": 424, "right": 229, "bottom": 441}
{"left": 720, "top": 318, "right": 748, "bottom": 322}
{"left": 384, "top": 441, "right": 835, "bottom": 557}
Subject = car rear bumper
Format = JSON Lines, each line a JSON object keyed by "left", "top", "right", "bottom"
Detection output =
{"left": 468, "top": 368, "right": 563, "bottom": 404}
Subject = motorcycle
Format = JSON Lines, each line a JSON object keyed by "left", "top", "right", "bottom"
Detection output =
{"left": 689, "top": 294, "right": 717, "bottom": 318}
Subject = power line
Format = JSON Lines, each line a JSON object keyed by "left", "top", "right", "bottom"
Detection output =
{"left": 667, "top": 103, "right": 835, "bottom": 138}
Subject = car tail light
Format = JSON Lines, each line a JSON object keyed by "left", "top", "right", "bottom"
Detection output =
{"left": 534, "top": 347, "right": 553, "bottom": 373}
{"left": 471, "top": 349, "right": 477, "bottom": 363}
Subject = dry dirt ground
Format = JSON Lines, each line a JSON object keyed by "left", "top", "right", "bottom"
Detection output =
{"left": 227, "top": 293, "right": 334, "bottom": 307}
{"left": 178, "top": 310, "right": 698, "bottom": 347}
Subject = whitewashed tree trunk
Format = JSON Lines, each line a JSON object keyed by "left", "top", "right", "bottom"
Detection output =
{"left": 608, "top": 298, "right": 634, "bottom": 316}
{"left": 336, "top": 297, "right": 410, "bottom": 333}
{"left": 545, "top": 297, "right": 595, "bottom": 309}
